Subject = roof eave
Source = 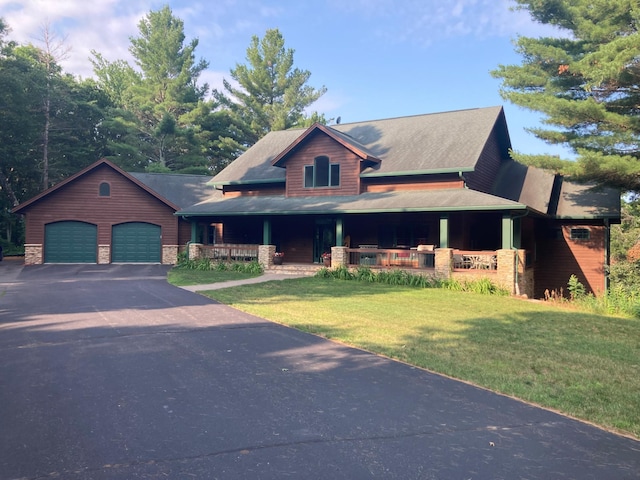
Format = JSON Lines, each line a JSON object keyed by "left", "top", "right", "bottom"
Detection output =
{"left": 362, "top": 167, "right": 476, "bottom": 178}
{"left": 177, "top": 203, "right": 528, "bottom": 217}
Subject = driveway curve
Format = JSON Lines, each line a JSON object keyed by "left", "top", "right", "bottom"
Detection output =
{"left": 0, "top": 264, "right": 638, "bottom": 479}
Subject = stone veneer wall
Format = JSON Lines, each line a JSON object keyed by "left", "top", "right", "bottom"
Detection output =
{"left": 258, "top": 245, "right": 276, "bottom": 268}
{"left": 98, "top": 245, "right": 110, "bottom": 264}
{"left": 162, "top": 245, "right": 179, "bottom": 265}
{"left": 24, "top": 244, "right": 43, "bottom": 265}
{"left": 330, "top": 246, "right": 348, "bottom": 268}
{"left": 434, "top": 248, "right": 453, "bottom": 279}
{"left": 188, "top": 243, "right": 202, "bottom": 260}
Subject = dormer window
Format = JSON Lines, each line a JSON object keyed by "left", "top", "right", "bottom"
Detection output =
{"left": 304, "top": 156, "right": 340, "bottom": 188}
{"left": 99, "top": 182, "right": 111, "bottom": 197}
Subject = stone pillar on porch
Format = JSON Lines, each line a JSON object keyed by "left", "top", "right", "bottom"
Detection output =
{"left": 497, "top": 249, "right": 530, "bottom": 296}
{"left": 435, "top": 248, "right": 453, "bottom": 278}
{"left": 24, "top": 244, "right": 43, "bottom": 265}
{"left": 331, "top": 246, "right": 348, "bottom": 268}
{"left": 188, "top": 243, "right": 202, "bottom": 260}
{"left": 497, "top": 249, "right": 515, "bottom": 294}
{"left": 259, "top": 245, "right": 276, "bottom": 268}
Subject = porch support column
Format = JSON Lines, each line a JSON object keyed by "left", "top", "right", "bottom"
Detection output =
{"left": 502, "top": 214, "right": 513, "bottom": 250}
{"left": 188, "top": 221, "right": 202, "bottom": 260}
{"left": 439, "top": 215, "right": 449, "bottom": 248}
{"left": 335, "top": 217, "right": 344, "bottom": 247}
{"left": 263, "top": 218, "right": 272, "bottom": 245}
{"left": 190, "top": 221, "right": 198, "bottom": 243}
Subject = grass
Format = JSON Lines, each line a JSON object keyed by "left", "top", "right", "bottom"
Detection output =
{"left": 194, "top": 276, "right": 640, "bottom": 439}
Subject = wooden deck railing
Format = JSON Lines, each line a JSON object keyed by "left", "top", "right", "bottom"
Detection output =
{"left": 200, "top": 244, "right": 259, "bottom": 262}
{"left": 346, "top": 247, "right": 498, "bottom": 271}
{"left": 452, "top": 250, "right": 497, "bottom": 271}
{"left": 347, "top": 248, "right": 435, "bottom": 269}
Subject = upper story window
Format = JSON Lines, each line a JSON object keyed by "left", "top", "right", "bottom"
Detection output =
{"left": 99, "top": 182, "right": 111, "bottom": 197}
{"left": 304, "top": 156, "right": 340, "bottom": 188}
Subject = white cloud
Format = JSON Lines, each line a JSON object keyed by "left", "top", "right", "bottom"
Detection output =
{"left": 326, "top": 0, "right": 562, "bottom": 46}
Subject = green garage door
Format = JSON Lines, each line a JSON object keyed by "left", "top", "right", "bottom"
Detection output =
{"left": 112, "top": 222, "right": 161, "bottom": 263}
{"left": 45, "top": 221, "right": 97, "bottom": 263}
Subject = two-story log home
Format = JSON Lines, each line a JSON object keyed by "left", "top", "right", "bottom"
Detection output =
{"left": 178, "top": 106, "right": 620, "bottom": 298}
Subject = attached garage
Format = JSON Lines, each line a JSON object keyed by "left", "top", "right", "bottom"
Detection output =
{"left": 112, "top": 222, "right": 161, "bottom": 263}
{"left": 13, "top": 159, "right": 212, "bottom": 266}
{"left": 45, "top": 221, "right": 97, "bottom": 263}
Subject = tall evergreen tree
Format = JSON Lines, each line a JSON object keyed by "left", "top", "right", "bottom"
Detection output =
{"left": 92, "top": 6, "right": 217, "bottom": 173}
{"left": 215, "top": 28, "right": 327, "bottom": 148}
{"left": 491, "top": 0, "right": 640, "bottom": 192}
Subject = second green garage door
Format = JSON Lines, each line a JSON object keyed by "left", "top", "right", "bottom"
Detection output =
{"left": 112, "top": 222, "right": 161, "bottom": 263}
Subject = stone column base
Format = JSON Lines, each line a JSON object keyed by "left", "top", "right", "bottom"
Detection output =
{"left": 259, "top": 245, "right": 276, "bottom": 268}
{"left": 162, "top": 245, "right": 179, "bottom": 265}
{"left": 98, "top": 245, "right": 110, "bottom": 264}
{"left": 24, "top": 244, "right": 43, "bottom": 265}
{"left": 331, "top": 246, "right": 348, "bottom": 268}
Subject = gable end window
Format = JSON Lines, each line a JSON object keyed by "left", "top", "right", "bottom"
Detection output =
{"left": 570, "top": 228, "right": 590, "bottom": 240}
{"left": 304, "top": 156, "right": 340, "bottom": 188}
{"left": 99, "top": 182, "right": 111, "bottom": 197}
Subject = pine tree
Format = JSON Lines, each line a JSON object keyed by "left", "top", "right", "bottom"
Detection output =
{"left": 492, "top": 0, "right": 640, "bottom": 192}
{"left": 215, "top": 28, "right": 327, "bottom": 148}
{"left": 92, "top": 6, "right": 217, "bottom": 173}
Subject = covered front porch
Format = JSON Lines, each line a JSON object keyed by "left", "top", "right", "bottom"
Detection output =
{"left": 184, "top": 209, "right": 534, "bottom": 297}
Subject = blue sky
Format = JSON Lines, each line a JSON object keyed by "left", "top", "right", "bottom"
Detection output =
{"left": 0, "top": 0, "right": 570, "bottom": 157}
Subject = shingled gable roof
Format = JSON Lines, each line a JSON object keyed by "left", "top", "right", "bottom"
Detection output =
{"left": 209, "top": 106, "right": 509, "bottom": 187}
{"left": 271, "top": 123, "right": 381, "bottom": 167}
{"left": 12, "top": 159, "right": 208, "bottom": 214}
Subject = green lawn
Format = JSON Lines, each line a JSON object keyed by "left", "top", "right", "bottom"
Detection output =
{"left": 192, "top": 276, "right": 640, "bottom": 439}
{"left": 167, "top": 268, "right": 261, "bottom": 286}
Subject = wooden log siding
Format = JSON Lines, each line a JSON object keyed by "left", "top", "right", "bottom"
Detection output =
{"left": 22, "top": 164, "right": 178, "bottom": 246}
{"left": 223, "top": 184, "right": 286, "bottom": 197}
{"left": 361, "top": 176, "right": 464, "bottom": 193}
{"left": 284, "top": 133, "right": 362, "bottom": 197}
{"left": 534, "top": 224, "right": 606, "bottom": 297}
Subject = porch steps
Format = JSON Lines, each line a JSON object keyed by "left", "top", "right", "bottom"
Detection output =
{"left": 266, "top": 263, "right": 322, "bottom": 276}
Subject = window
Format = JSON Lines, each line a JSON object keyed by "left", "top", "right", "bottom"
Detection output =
{"left": 99, "top": 182, "right": 110, "bottom": 197}
{"left": 570, "top": 228, "right": 590, "bottom": 240}
{"left": 304, "top": 156, "right": 340, "bottom": 188}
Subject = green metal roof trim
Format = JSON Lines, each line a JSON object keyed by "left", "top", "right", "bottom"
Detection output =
{"left": 361, "top": 167, "right": 476, "bottom": 177}
{"left": 177, "top": 189, "right": 526, "bottom": 217}
{"left": 209, "top": 106, "right": 508, "bottom": 187}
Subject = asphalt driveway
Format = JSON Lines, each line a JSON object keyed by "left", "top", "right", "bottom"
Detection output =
{"left": 1, "top": 263, "right": 638, "bottom": 479}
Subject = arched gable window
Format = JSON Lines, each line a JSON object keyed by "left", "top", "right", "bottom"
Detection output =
{"left": 99, "top": 182, "right": 111, "bottom": 197}
{"left": 304, "top": 156, "right": 340, "bottom": 188}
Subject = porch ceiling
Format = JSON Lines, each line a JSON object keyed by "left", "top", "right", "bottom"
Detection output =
{"left": 177, "top": 189, "right": 526, "bottom": 217}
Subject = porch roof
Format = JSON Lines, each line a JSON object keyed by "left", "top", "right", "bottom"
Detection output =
{"left": 177, "top": 188, "right": 526, "bottom": 217}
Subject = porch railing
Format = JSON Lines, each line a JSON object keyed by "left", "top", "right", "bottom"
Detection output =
{"left": 347, "top": 247, "right": 435, "bottom": 269}
{"left": 200, "top": 244, "right": 259, "bottom": 262}
{"left": 452, "top": 250, "right": 497, "bottom": 271}
{"left": 346, "top": 247, "right": 498, "bottom": 271}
